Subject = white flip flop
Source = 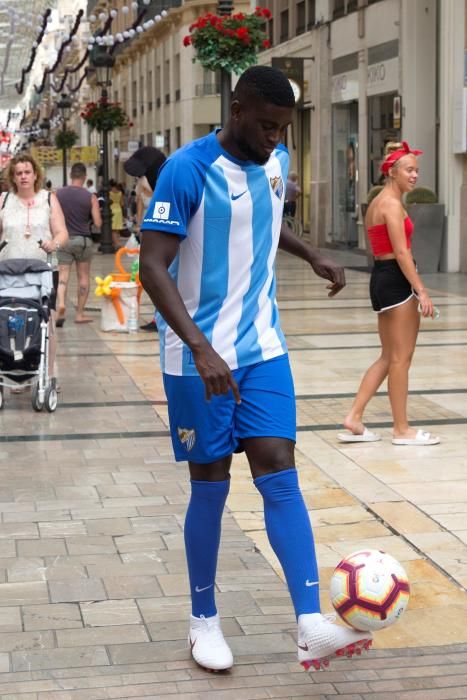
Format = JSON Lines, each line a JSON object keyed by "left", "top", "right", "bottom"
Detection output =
{"left": 392, "top": 429, "right": 440, "bottom": 446}
{"left": 337, "top": 428, "right": 381, "bottom": 443}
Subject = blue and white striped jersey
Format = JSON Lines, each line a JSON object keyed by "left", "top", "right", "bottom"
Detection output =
{"left": 141, "top": 131, "right": 289, "bottom": 376}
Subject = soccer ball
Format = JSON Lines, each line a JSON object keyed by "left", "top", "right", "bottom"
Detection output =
{"left": 329, "top": 549, "right": 410, "bottom": 631}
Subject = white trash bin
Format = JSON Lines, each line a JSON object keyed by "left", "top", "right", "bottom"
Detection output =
{"left": 100, "top": 281, "right": 139, "bottom": 332}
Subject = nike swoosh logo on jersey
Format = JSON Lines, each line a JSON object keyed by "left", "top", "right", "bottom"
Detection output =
{"left": 305, "top": 580, "right": 319, "bottom": 587}
{"left": 231, "top": 191, "right": 247, "bottom": 201}
{"left": 195, "top": 584, "right": 213, "bottom": 593}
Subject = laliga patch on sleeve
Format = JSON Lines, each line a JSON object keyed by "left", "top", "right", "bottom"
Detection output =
{"left": 153, "top": 201, "right": 171, "bottom": 220}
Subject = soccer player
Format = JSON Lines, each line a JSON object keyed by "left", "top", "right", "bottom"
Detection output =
{"left": 140, "top": 66, "right": 372, "bottom": 673}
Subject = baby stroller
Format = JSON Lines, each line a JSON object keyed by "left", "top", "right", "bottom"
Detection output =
{"left": 0, "top": 255, "right": 58, "bottom": 412}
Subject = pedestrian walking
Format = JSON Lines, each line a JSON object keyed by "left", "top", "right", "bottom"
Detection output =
{"left": 55, "top": 163, "right": 102, "bottom": 325}
{"left": 123, "top": 146, "right": 166, "bottom": 332}
{"left": 86, "top": 178, "right": 97, "bottom": 194}
{"left": 140, "top": 65, "right": 372, "bottom": 673}
{"left": 339, "top": 141, "right": 440, "bottom": 446}
{"left": 109, "top": 179, "right": 124, "bottom": 250}
{"left": 284, "top": 170, "right": 301, "bottom": 218}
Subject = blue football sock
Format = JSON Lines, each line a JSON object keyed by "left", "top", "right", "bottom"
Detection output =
{"left": 184, "top": 478, "right": 230, "bottom": 618}
{"left": 254, "top": 468, "right": 320, "bottom": 618}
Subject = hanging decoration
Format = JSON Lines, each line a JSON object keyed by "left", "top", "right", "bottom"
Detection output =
{"left": 15, "top": 9, "right": 52, "bottom": 94}
{"left": 81, "top": 99, "right": 132, "bottom": 132}
{"left": 55, "top": 128, "right": 79, "bottom": 151}
{"left": 183, "top": 7, "right": 272, "bottom": 74}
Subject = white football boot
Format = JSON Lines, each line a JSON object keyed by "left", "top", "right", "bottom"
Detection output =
{"left": 188, "top": 614, "right": 234, "bottom": 671}
{"left": 297, "top": 613, "right": 373, "bottom": 671}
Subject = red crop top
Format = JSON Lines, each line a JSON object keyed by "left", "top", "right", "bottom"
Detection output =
{"left": 367, "top": 216, "right": 414, "bottom": 256}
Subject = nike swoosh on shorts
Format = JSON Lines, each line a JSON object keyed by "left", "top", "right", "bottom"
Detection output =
{"left": 195, "top": 584, "right": 214, "bottom": 593}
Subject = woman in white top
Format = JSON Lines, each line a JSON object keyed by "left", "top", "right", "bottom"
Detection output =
{"left": 0, "top": 154, "right": 69, "bottom": 382}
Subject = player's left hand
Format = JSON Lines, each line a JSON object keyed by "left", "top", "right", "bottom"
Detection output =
{"left": 310, "top": 253, "right": 346, "bottom": 297}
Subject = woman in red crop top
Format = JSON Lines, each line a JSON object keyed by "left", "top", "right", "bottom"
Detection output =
{"left": 338, "top": 142, "right": 440, "bottom": 447}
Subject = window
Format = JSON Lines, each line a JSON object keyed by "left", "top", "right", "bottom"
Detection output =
{"left": 296, "top": 1, "right": 305, "bottom": 34}
{"left": 165, "top": 129, "right": 171, "bottom": 153}
{"left": 140, "top": 76, "right": 144, "bottom": 114}
{"left": 280, "top": 9, "right": 289, "bottom": 42}
{"left": 268, "top": 17, "right": 274, "bottom": 46}
{"left": 333, "top": 0, "right": 345, "bottom": 19}
{"left": 307, "top": 0, "right": 315, "bottom": 28}
{"left": 146, "top": 133, "right": 153, "bottom": 146}
{"left": 132, "top": 80, "right": 137, "bottom": 118}
{"left": 176, "top": 126, "right": 181, "bottom": 149}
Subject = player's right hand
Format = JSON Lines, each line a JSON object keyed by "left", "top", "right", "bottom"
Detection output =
{"left": 193, "top": 345, "right": 241, "bottom": 404}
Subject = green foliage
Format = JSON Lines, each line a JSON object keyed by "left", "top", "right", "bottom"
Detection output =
{"left": 367, "top": 186, "right": 383, "bottom": 204}
{"left": 80, "top": 99, "right": 132, "bottom": 132}
{"left": 183, "top": 8, "right": 272, "bottom": 75}
{"left": 54, "top": 129, "right": 78, "bottom": 150}
{"left": 405, "top": 187, "right": 438, "bottom": 204}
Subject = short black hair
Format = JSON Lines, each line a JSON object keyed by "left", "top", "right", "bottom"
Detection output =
{"left": 71, "top": 162, "right": 86, "bottom": 179}
{"left": 233, "top": 65, "right": 295, "bottom": 108}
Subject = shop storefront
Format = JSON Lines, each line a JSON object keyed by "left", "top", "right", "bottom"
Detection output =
{"left": 367, "top": 40, "right": 401, "bottom": 188}
{"left": 331, "top": 53, "right": 359, "bottom": 247}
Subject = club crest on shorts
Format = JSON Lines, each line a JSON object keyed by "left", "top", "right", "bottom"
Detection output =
{"left": 270, "top": 175, "right": 284, "bottom": 200}
{"left": 178, "top": 427, "right": 196, "bottom": 451}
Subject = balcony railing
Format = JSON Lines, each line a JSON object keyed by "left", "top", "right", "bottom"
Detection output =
{"left": 195, "top": 83, "right": 221, "bottom": 97}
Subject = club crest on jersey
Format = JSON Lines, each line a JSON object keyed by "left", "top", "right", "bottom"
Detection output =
{"left": 270, "top": 175, "right": 284, "bottom": 199}
{"left": 178, "top": 427, "right": 196, "bottom": 451}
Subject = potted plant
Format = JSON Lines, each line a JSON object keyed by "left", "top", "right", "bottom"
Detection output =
{"left": 54, "top": 128, "right": 78, "bottom": 151}
{"left": 80, "top": 99, "right": 132, "bottom": 132}
{"left": 183, "top": 7, "right": 272, "bottom": 74}
{"left": 405, "top": 187, "right": 445, "bottom": 273}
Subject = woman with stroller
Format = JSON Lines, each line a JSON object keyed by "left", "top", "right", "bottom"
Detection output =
{"left": 0, "top": 154, "right": 69, "bottom": 388}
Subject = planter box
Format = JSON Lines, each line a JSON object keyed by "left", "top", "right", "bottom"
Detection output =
{"left": 408, "top": 203, "right": 445, "bottom": 273}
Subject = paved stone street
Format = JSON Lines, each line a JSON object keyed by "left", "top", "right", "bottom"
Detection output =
{"left": 0, "top": 246, "right": 466, "bottom": 699}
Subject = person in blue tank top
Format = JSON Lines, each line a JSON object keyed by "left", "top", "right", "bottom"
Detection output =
{"left": 140, "top": 65, "right": 372, "bottom": 673}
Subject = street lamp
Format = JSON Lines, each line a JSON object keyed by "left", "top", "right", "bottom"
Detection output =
{"left": 90, "top": 49, "right": 115, "bottom": 254}
{"left": 57, "top": 94, "right": 72, "bottom": 185}
{"left": 217, "top": 0, "right": 233, "bottom": 126}
{"left": 39, "top": 118, "right": 51, "bottom": 142}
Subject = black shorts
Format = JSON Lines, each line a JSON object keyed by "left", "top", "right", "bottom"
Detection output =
{"left": 370, "top": 260, "right": 414, "bottom": 313}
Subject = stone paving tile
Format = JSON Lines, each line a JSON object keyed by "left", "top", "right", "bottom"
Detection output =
{"left": 22, "top": 604, "right": 82, "bottom": 631}
{"left": 80, "top": 600, "right": 142, "bottom": 627}
{"left": 102, "top": 576, "right": 163, "bottom": 600}
{"left": 55, "top": 624, "right": 149, "bottom": 648}
{"left": 0, "top": 257, "right": 464, "bottom": 698}
{"left": 11, "top": 646, "right": 110, "bottom": 672}
{"left": 49, "top": 579, "right": 107, "bottom": 603}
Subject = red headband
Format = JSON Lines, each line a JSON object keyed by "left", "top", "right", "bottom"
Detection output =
{"left": 381, "top": 141, "right": 423, "bottom": 175}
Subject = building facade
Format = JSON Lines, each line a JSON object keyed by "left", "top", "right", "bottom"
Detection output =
{"left": 86, "top": 0, "right": 467, "bottom": 272}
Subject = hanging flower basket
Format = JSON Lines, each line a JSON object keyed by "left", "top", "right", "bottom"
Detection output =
{"left": 55, "top": 128, "right": 78, "bottom": 151}
{"left": 80, "top": 99, "right": 132, "bottom": 132}
{"left": 183, "top": 7, "right": 272, "bottom": 75}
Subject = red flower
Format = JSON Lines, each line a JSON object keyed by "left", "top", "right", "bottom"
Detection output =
{"left": 262, "top": 39, "right": 271, "bottom": 48}
{"left": 183, "top": 35, "right": 191, "bottom": 46}
{"left": 236, "top": 26, "right": 249, "bottom": 38}
{"left": 128, "top": 122, "right": 134, "bottom": 127}
{"left": 262, "top": 8, "right": 272, "bottom": 18}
